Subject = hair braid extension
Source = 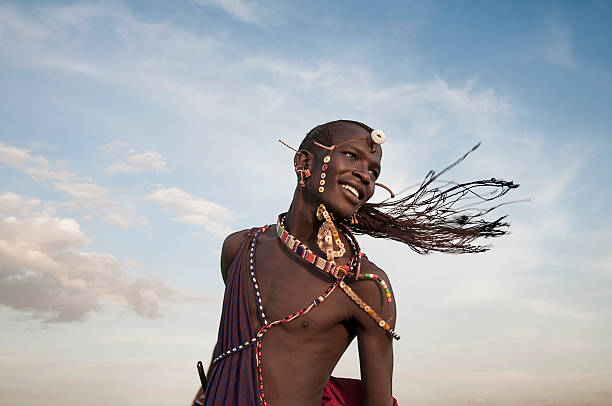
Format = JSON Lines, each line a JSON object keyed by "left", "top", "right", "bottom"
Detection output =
{"left": 346, "top": 143, "right": 518, "bottom": 254}
{"left": 299, "top": 121, "right": 519, "bottom": 254}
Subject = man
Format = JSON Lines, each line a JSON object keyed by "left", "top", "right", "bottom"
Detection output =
{"left": 193, "top": 120, "right": 516, "bottom": 405}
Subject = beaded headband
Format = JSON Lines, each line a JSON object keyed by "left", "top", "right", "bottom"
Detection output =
{"left": 311, "top": 130, "right": 394, "bottom": 198}
{"left": 313, "top": 128, "right": 385, "bottom": 154}
{"left": 279, "top": 128, "right": 395, "bottom": 200}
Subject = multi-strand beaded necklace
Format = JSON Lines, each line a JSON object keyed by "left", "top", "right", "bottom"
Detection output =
{"left": 276, "top": 213, "right": 399, "bottom": 339}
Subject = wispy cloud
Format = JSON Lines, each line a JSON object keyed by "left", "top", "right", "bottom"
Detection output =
{"left": 526, "top": 16, "right": 575, "bottom": 68}
{"left": 0, "top": 140, "right": 144, "bottom": 228}
{"left": 541, "top": 18, "right": 574, "bottom": 67}
{"left": 0, "top": 141, "right": 79, "bottom": 182}
{"left": 191, "top": 0, "right": 260, "bottom": 24}
{"left": 100, "top": 140, "right": 170, "bottom": 174}
{"left": 0, "top": 2, "right": 509, "bottom": 148}
{"left": 145, "top": 187, "right": 238, "bottom": 238}
{"left": 53, "top": 182, "right": 144, "bottom": 228}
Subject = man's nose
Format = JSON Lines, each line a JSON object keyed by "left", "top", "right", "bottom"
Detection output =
{"left": 353, "top": 166, "right": 371, "bottom": 185}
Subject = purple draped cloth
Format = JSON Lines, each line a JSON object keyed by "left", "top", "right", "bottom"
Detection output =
{"left": 195, "top": 229, "right": 260, "bottom": 405}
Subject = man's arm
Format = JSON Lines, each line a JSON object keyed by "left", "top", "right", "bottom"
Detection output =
{"left": 350, "top": 264, "right": 397, "bottom": 406}
{"left": 206, "top": 229, "right": 250, "bottom": 380}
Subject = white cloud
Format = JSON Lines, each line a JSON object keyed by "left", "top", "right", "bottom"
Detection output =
{"left": 0, "top": 192, "right": 29, "bottom": 216}
{"left": 0, "top": 140, "right": 141, "bottom": 228}
{"left": 191, "top": 0, "right": 260, "bottom": 24}
{"left": 100, "top": 142, "right": 170, "bottom": 174}
{"left": 145, "top": 187, "right": 237, "bottom": 238}
{"left": 0, "top": 141, "right": 77, "bottom": 182}
{"left": 54, "top": 182, "right": 108, "bottom": 201}
{"left": 0, "top": 193, "right": 202, "bottom": 322}
{"left": 0, "top": 192, "right": 56, "bottom": 219}
{"left": 27, "top": 141, "right": 56, "bottom": 150}
{"left": 53, "top": 182, "right": 136, "bottom": 228}
{"left": 102, "top": 212, "right": 133, "bottom": 228}
{"left": 0, "top": 2, "right": 510, "bottom": 149}
{"left": 98, "top": 140, "right": 129, "bottom": 152}
{"left": 107, "top": 149, "right": 169, "bottom": 173}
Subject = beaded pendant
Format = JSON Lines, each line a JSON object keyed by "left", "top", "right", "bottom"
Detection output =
{"left": 316, "top": 204, "right": 345, "bottom": 262}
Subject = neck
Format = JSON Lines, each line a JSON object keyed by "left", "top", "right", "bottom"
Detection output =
{"left": 283, "top": 186, "right": 356, "bottom": 262}
{"left": 284, "top": 186, "right": 320, "bottom": 244}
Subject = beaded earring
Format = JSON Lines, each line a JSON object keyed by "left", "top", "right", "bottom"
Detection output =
{"left": 295, "top": 165, "right": 311, "bottom": 188}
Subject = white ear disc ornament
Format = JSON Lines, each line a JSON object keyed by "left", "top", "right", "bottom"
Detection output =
{"left": 370, "top": 129, "right": 386, "bottom": 144}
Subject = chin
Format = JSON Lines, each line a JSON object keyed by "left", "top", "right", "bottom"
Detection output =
{"left": 323, "top": 200, "right": 357, "bottom": 220}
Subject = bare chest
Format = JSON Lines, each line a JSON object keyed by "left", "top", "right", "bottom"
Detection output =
{"left": 247, "top": 236, "right": 350, "bottom": 336}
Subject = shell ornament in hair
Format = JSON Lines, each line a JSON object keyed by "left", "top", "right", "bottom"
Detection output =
{"left": 370, "top": 129, "right": 386, "bottom": 144}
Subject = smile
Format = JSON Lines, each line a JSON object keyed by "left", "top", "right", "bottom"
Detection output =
{"left": 340, "top": 183, "right": 359, "bottom": 199}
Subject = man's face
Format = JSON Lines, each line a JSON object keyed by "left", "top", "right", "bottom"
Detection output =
{"left": 312, "top": 124, "right": 382, "bottom": 219}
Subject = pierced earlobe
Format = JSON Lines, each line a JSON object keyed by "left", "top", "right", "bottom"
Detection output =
{"left": 295, "top": 165, "right": 311, "bottom": 188}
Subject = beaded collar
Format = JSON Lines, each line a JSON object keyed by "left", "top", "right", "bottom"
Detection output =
{"left": 276, "top": 213, "right": 360, "bottom": 279}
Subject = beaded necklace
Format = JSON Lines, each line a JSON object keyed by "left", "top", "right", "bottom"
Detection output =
{"left": 277, "top": 213, "right": 399, "bottom": 340}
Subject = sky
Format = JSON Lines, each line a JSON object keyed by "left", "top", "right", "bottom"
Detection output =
{"left": 0, "top": 0, "right": 611, "bottom": 405}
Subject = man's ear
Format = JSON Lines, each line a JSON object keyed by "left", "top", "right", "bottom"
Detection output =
{"left": 294, "top": 149, "right": 313, "bottom": 171}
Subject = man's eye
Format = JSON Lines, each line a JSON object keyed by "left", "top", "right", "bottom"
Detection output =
{"left": 344, "top": 152, "right": 357, "bottom": 160}
{"left": 369, "top": 170, "right": 379, "bottom": 178}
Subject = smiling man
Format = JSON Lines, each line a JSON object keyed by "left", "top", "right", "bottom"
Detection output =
{"left": 194, "top": 120, "right": 398, "bottom": 406}
{"left": 193, "top": 120, "right": 516, "bottom": 406}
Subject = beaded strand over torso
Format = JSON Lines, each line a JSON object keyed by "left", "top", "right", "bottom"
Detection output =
{"left": 209, "top": 222, "right": 400, "bottom": 406}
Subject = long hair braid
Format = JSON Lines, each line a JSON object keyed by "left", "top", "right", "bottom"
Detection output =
{"left": 301, "top": 120, "right": 518, "bottom": 254}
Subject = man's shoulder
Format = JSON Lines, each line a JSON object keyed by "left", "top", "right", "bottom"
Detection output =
{"left": 222, "top": 229, "right": 252, "bottom": 252}
{"left": 359, "top": 255, "right": 392, "bottom": 284}
{"left": 349, "top": 255, "right": 396, "bottom": 323}
{"left": 220, "top": 229, "right": 253, "bottom": 283}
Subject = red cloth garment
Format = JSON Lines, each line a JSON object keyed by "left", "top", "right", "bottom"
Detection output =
{"left": 322, "top": 376, "right": 399, "bottom": 406}
{"left": 193, "top": 376, "right": 399, "bottom": 406}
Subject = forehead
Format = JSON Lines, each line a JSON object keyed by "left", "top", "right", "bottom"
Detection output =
{"left": 331, "top": 123, "right": 383, "bottom": 161}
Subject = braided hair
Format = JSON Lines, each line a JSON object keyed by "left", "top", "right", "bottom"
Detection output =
{"left": 300, "top": 120, "right": 518, "bottom": 254}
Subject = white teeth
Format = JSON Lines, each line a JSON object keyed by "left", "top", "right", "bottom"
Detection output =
{"left": 341, "top": 184, "right": 359, "bottom": 198}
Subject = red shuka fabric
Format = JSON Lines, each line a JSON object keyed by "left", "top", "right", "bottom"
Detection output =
{"left": 322, "top": 376, "right": 399, "bottom": 406}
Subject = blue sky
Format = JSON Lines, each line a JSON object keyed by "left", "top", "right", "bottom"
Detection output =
{"left": 1, "top": 1, "right": 611, "bottom": 405}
